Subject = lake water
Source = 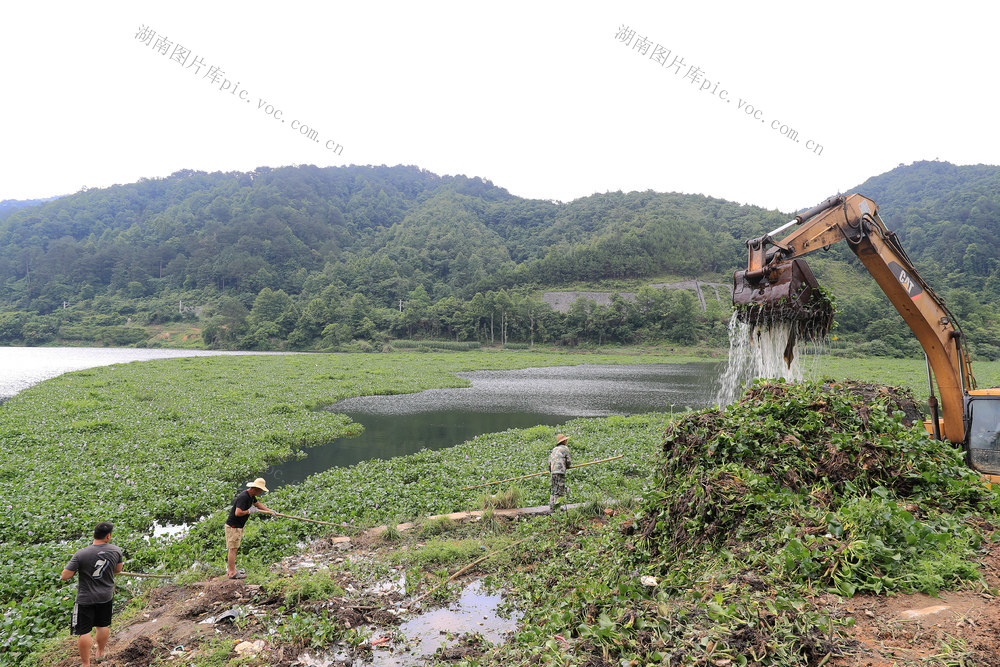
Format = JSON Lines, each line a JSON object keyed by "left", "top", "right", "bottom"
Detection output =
{"left": 268, "top": 362, "right": 723, "bottom": 488}
{"left": 0, "top": 346, "right": 293, "bottom": 401}
{"left": 0, "top": 347, "right": 724, "bottom": 488}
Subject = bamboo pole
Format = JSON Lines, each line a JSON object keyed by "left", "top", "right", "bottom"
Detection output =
{"left": 120, "top": 571, "right": 173, "bottom": 579}
{"left": 458, "top": 454, "right": 625, "bottom": 491}
{"left": 406, "top": 535, "right": 533, "bottom": 607}
{"left": 264, "top": 510, "right": 364, "bottom": 532}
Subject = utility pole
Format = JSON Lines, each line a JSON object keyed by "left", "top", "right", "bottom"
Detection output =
{"left": 398, "top": 299, "right": 404, "bottom": 312}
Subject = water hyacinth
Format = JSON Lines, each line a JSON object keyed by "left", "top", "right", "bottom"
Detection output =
{"left": 0, "top": 349, "right": 670, "bottom": 663}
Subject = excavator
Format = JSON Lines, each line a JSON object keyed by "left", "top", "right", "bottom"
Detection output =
{"left": 732, "top": 193, "right": 1000, "bottom": 481}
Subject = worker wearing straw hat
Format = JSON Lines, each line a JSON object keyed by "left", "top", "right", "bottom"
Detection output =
{"left": 548, "top": 434, "right": 571, "bottom": 509}
{"left": 224, "top": 477, "right": 272, "bottom": 579}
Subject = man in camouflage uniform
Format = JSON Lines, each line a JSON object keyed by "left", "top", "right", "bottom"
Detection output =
{"left": 548, "top": 433, "right": 571, "bottom": 508}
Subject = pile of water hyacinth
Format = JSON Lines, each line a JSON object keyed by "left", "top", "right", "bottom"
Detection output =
{"left": 487, "top": 380, "right": 1000, "bottom": 666}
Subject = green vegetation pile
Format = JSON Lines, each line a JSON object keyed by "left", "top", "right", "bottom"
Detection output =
{"left": 484, "top": 380, "right": 1000, "bottom": 666}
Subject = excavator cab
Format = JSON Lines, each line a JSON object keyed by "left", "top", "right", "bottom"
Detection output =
{"left": 965, "top": 393, "right": 1000, "bottom": 478}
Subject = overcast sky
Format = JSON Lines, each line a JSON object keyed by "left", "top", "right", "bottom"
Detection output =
{"left": 2, "top": 2, "right": 996, "bottom": 213}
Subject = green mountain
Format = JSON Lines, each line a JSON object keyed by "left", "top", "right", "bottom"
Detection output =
{"left": 806, "top": 160, "right": 1000, "bottom": 359}
{"left": 853, "top": 160, "right": 1000, "bottom": 293}
{"left": 0, "top": 195, "right": 65, "bottom": 221}
{"left": 0, "top": 161, "right": 997, "bottom": 355}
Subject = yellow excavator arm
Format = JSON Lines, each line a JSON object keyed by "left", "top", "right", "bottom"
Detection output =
{"left": 734, "top": 194, "right": 999, "bottom": 473}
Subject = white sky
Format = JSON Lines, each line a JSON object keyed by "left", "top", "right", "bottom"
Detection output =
{"left": 2, "top": 2, "right": 996, "bottom": 213}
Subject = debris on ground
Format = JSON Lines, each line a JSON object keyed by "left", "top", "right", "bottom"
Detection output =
{"left": 620, "top": 379, "right": 1000, "bottom": 664}
{"left": 42, "top": 380, "right": 1000, "bottom": 666}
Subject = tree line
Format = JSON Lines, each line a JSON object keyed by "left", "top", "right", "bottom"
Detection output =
{"left": 2, "top": 161, "right": 1000, "bottom": 355}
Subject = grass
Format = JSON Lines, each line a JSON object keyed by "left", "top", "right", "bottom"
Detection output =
{"left": 401, "top": 537, "right": 491, "bottom": 567}
{"left": 7, "top": 348, "right": 993, "bottom": 665}
{"left": 479, "top": 507, "right": 501, "bottom": 534}
{"left": 418, "top": 516, "right": 457, "bottom": 537}
{"left": 477, "top": 486, "right": 521, "bottom": 510}
{"left": 263, "top": 568, "right": 344, "bottom": 607}
{"left": 818, "top": 355, "right": 1000, "bottom": 403}
{"left": 188, "top": 638, "right": 237, "bottom": 666}
{"left": 378, "top": 520, "right": 403, "bottom": 542}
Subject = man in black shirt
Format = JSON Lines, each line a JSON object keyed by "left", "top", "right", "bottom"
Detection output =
{"left": 225, "top": 477, "right": 272, "bottom": 579}
{"left": 61, "top": 521, "right": 124, "bottom": 667}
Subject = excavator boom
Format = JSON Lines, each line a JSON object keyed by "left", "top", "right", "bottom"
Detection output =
{"left": 733, "top": 194, "right": 1000, "bottom": 474}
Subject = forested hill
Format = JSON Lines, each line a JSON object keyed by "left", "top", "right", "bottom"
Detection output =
{"left": 0, "top": 161, "right": 999, "bottom": 354}
{"left": 812, "top": 160, "right": 1000, "bottom": 360}
{"left": 851, "top": 160, "right": 1000, "bottom": 297}
{"left": 0, "top": 165, "right": 779, "bottom": 300}
{"left": 0, "top": 164, "right": 786, "bottom": 348}
{"left": 0, "top": 195, "right": 65, "bottom": 221}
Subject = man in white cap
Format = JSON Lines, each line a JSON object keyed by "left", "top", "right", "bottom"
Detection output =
{"left": 225, "top": 477, "right": 272, "bottom": 579}
{"left": 548, "top": 433, "right": 571, "bottom": 509}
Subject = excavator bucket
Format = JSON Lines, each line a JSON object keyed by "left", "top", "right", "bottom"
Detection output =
{"left": 732, "top": 258, "right": 835, "bottom": 342}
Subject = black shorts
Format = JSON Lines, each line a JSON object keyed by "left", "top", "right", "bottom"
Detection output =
{"left": 71, "top": 600, "right": 113, "bottom": 635}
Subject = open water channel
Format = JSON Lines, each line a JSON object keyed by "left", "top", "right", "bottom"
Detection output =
{"left": 1, "top": 347, "right": 727, "bottom": 665}
{"left": 269, "top": 362, "right": 722, "bottom": 487}
{"left": 0, "top": 347, "right": 724, "bottom": 487}
{"left": 0, "top": 346, "right": 294, "bottom": 401}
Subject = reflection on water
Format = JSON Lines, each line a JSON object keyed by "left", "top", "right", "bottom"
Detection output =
{"left": 338, "top": 364, "right": 718, "bottom": 417}
{"left": 391, "top": 579, "right": 521, "bottom": 664}
{"left": 273, "top": 410, "right": 571, "bottom": 488}
{"left": 269, "top": 363, "right": 722, "bottom": 487}
{"left": 296, "top": 579, "right": 520, "bottom": 667}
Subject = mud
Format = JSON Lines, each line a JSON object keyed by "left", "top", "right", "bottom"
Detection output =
{"left": 48, "top": 528, "right": 522, "bottom": 667}
{"left": 102, "top": 635, "right": 156, "bottom": 667}
{"left": 43, "top": 379, "right": 1000, "bottom": 666}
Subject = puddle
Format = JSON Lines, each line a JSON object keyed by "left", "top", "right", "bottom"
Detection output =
{"left": 389, "top": 580, "right": 519, "bottom": 662}
{"left": 295, "top": 580, "right": 520, "bottom": 666}
{"left": 150, "top": 520, "right": 190, "bottom": 540}
{"left": 293, "top": 651, "right": 339, "bottom": 666}
{"left": 365, "top": 571, "right": 406, "bottom": 597}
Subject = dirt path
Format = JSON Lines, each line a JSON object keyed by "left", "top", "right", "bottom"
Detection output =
{"left": 46, "top": 515, "right": 1000, "bottom": 666}
{"left": 829, "top": 542, "right": 1000, "bottom": 665}
{"left": 47, "top": 507, "right": 548, "bottom": 667}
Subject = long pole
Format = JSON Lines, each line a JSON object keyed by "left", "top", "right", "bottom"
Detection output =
{"left": 458, "top": 454, "right": 625, "bottom": 491}
{"left": 406, "top": 535, "right": 533, "bottom": 607}
{"left": 264, "top": 510, "right": 363, "bottom": 532}
{"left": 120, "top": 571, "right": 173, "bottom": 579}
